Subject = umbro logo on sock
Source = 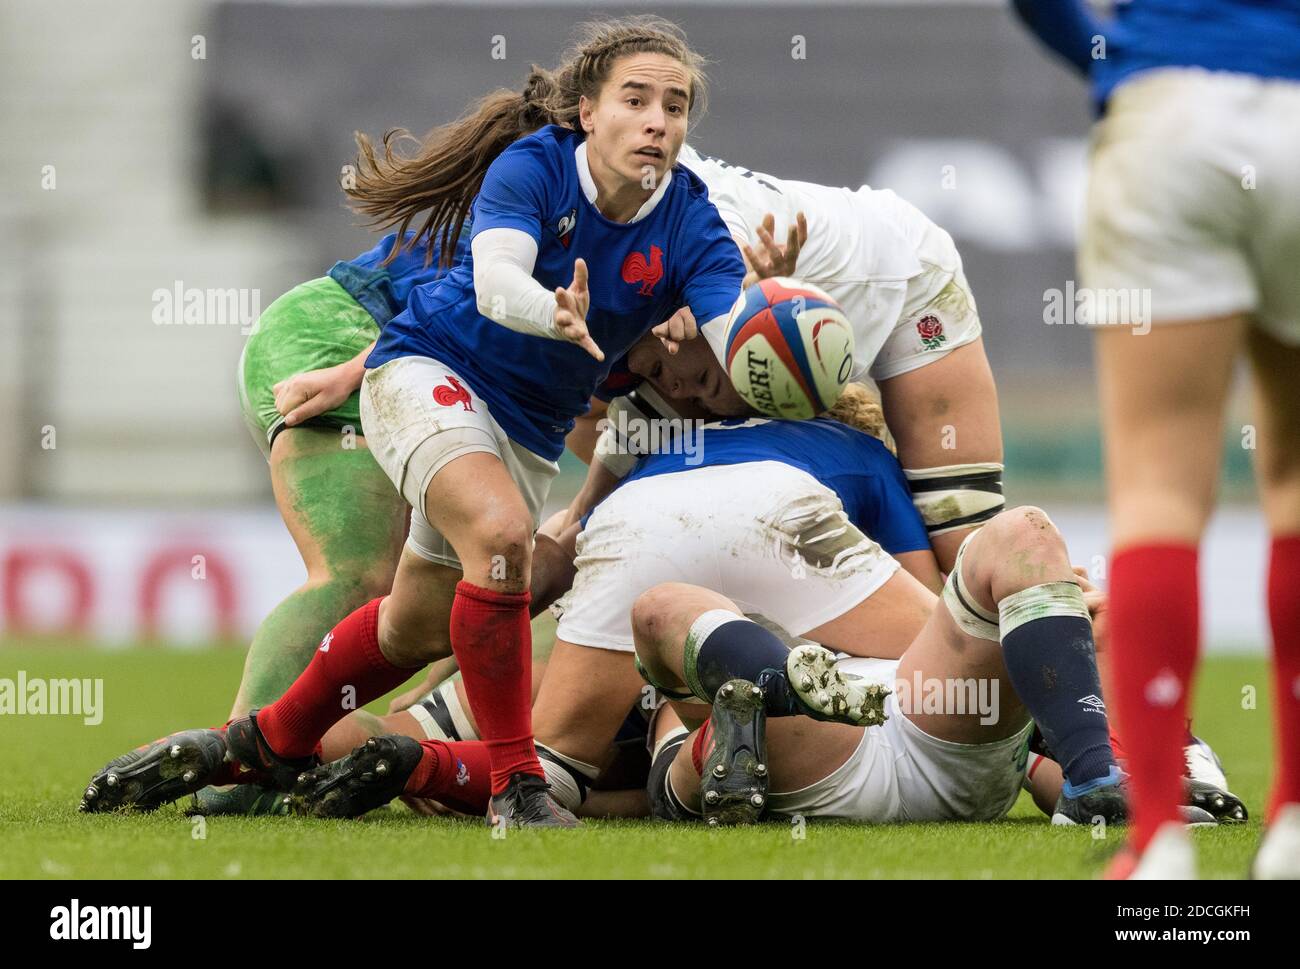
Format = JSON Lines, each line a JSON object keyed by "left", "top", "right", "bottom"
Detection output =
{"left": 1077, "top": 694, "right": 1106, "bottom": 714}
{"left": 318, "top": 633, "right": 333, "bottom": 653}
{"left": 455, "top": 760, "right": 470, "bottom": 786}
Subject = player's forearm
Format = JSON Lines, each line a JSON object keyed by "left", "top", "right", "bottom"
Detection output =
{"left": 472, "top": 228, "right": 559, "bottom": 339}
{"left": 1009, "top": 0, "right": 1103, "bottom": 76}
{"left": 344, "top": 340, "right": 376, "bottom": 387}
{"left": 565, "top": 458, "right": 622, "bottom": 532}
{"left": 531, "top": 532, "right": 577, "bottom": 613}
{"left": 893, "top": 549, "right": 945, "bottom": 595}
{"left": 566, "top": 398, "right": 609, "bottom": 466}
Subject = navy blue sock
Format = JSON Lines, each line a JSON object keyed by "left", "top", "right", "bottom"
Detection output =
{"left": 1001, "top": 614, "right": 1117, "bottom": 790}
{"left": 687, "top": 619, "right": 796, "bottom": 716}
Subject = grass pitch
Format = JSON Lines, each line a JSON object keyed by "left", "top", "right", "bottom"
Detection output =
{"left": 0, "top": 643, "right": 1275, "bottom": 879}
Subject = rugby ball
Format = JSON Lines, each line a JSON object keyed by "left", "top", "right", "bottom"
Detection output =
{"left": 723, "top": 278, "right": 854, "bottom": 419}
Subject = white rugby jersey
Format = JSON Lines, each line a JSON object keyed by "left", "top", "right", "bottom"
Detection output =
{"left": 676, "top": 145, "right": 943, "bottom": 377}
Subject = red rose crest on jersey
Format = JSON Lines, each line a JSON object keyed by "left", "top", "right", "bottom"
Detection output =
{"left": 433, "top": 375, "right": 474, "bottom": 412}
{"left": 917, "top": 315, "right": 947, "bottom": 351}
{"left": 622, "top": 245, "right": 664, "bottom": 296}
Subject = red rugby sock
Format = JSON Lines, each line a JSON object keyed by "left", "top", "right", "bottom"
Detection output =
{"left": 404, "top": 739, "right": 493, "bottom": 815}
{"left": 1267, "top": 535, "right": 1300, "bottom": 820}
{"left": 691, "top": 720, "right": 713, "bottom": 776}
{"left": 449, "top": 581, "right": 543, "bottom": 795}
{"left": 1108, "top": 726, "right": 1128, "bottom": 764}
{"left": 1108, "top": 544, "right": 1200, "bottom": 853}
{"left": 257, "top": 598, "right": 417, "bottom": 759}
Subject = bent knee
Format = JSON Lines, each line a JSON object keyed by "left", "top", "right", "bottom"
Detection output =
{"left": 987, "top": 505, "right": 1063, "bottom": 551}
{"left": 468, "top": 513, "right": 533, "bottom": 562}
{"left": 631, "top": 583, "right": 683, "bottom": 644}
{"left": 632, "top": 583, "right": 736, "bottom": 648}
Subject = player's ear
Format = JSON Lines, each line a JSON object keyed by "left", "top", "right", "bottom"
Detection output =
{"left": 578, "top": 94, "right": 596, "bottom": 133}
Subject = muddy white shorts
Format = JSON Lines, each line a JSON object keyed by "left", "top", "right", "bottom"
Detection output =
{"left": 766, "top": 657, "right": 1032, "bottom": 823}
{"left": 553, "top": 461, "right": 900, "bottom": 651}
{"left": 1082, "top": 68, "right": 1300, "bottom": 343}
{"left": 360, "top": 356, "right": 559, "bottom": 568}
{"left": 860, "top": 189, "right": 983, "bottom": 381}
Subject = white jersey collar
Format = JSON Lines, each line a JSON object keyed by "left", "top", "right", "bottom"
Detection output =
{"left": 575, "top": 140, "right": 672, "bottom": 224}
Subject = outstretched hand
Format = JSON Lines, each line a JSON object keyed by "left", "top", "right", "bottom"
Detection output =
{"left": 554, "top": 258, "right": 603, "bottom": 361}
{"left": 742, "top": 211, "right": 808, "bottom": 287}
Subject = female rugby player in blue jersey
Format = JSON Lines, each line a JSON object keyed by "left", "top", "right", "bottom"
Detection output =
{"left": 272, "top": 18, "right": 743, "bottom": 829}
{"left": 80, "top": 17, "right": 748, "bottom": 829}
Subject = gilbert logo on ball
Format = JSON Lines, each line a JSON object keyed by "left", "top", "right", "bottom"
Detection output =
{"left": 723, "top": 278, "right": 854, "bottom": 419}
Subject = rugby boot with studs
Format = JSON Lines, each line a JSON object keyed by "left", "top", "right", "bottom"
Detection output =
{"left": 222, "top": 709, "right": 319, "bottom": 791}
{"left": 1183, "top": 735, "right": 1248, "bottom": 823}
{"left": 287, "top": 735, "right": 423, "bottom": 819}
{"left": 700, "top": 679, "right": 769, "bottom": 826}
{"left": 785, "top": 644, "right": 890, "bottom": 727}
{"left": 80, "top": 728, "right": 228, "bottom": 813}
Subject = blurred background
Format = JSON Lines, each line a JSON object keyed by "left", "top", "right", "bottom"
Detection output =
{"left": 0, "top": 0, "right": 1265, "bottom": 647}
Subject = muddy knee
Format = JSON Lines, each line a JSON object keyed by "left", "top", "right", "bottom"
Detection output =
{"left": 988, "top": 506, "right": 1064, "bottom": 554}
{"left": 631, "top": 583, "right": 687, "bottom": 649}
{"left": 980, "top": 506, "right": 1074, "bottom": 603}
{"left": 462, "top": 512, "right": 533, "bottom": 590}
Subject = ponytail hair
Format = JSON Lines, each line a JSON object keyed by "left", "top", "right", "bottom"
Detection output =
{"left": 344, "top": 15, "right": 707, "bottom": 268}
{"left": 347, "top": 67, "right": 562, "bottom": 268}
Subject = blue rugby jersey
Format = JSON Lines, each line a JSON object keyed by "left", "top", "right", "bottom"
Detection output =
{"left": 620, "top": 417, "right": 932, "bottom": 556}
{"left": 368, "top": 125, "right": 746, "bottom": 460}
{"left": 1012, "top": 0, "right": 1300, "bottom": 110}
{"left": 327, "top": 230, "right": 466, "bottom": 328}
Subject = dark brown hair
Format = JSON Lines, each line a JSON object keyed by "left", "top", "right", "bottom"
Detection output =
{"left": 346, "top": 16, "right": 708, "bottom": 267}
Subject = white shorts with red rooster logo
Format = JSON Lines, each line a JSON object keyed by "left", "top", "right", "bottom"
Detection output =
{"left": 360, "top": 356, "right": 559, "bottom": 568}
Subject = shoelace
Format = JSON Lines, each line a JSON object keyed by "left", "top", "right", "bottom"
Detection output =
{"left": 508, "top": 778, "right": 561, "bottom": 823}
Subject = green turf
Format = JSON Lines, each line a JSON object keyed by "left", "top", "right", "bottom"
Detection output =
{"left": 0, "top": 644, "right": 1276, "bottom": 879}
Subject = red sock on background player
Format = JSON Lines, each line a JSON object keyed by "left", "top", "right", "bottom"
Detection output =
{"left": 1108, "top": 544, "right": 1200, "bottom": 853}
{"left": 1267, "top": 535, "right": 1300, "bottom": 820}
{"left": 448, "top": 581, "right": 544, "bottom": 795}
